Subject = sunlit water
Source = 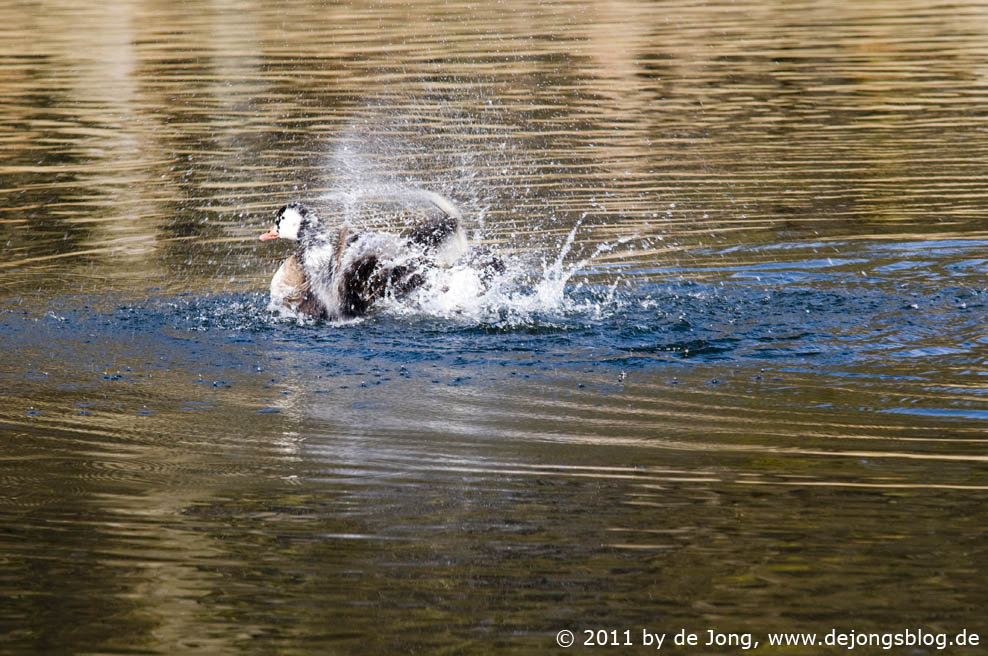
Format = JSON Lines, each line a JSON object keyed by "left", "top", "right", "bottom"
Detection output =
{"left": 2, "top": 1, "right": 988, "bottom": 654}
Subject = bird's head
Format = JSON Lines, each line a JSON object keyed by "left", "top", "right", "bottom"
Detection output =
{"left": 259, "top": 202, "right": 318, "bottom": 242}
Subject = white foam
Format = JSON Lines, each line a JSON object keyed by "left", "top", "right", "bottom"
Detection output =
{"left": 377, "top": 222, "right": 622, "bottom": 327}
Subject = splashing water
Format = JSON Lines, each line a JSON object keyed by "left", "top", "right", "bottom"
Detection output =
{"left": 384, "top": 216, "right": 632, "bottom": 326}
{"left": 264, "top": 188, "right": 632, "bottom": 329}
{"left": 265, "top": 99, "right": 639, "bottom": 328}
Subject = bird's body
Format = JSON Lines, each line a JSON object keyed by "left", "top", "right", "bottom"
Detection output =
{"left": 260, "top": 193, "right": 481, "bottom": 320}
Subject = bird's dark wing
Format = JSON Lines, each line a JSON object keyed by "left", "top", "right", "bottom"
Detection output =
{"left": 406, "top": 212, "right": 459, "bottom": 249}
{"left": 338, "top": 254, "right": 429, "bottom": 317}
{"left": 339, "top": 255, "right": 379, "bottom": 317}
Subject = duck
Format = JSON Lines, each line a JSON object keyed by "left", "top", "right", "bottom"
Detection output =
{"left": 259, "top": 193, "right": 473, "bottom": 320}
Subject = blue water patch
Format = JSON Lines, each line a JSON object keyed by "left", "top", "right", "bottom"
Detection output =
{"left": 867, "top": 239, "right": 988, "bottom": 253}
{"left": 881, "top": 407, "right": 988, "bottom": 421}
{"left": 872, "top": 261, "right": 936, "bottom": 273}
{"left": 0, "top": 262, "right": 983, "bottom": 431}
{"left": 1, "top": 265, "right": 984, "bottom": 411}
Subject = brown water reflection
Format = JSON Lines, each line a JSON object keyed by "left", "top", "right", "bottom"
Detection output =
{"left": 2, "top": 0, "right": 988, "bottom": 654}
{"left": 5, "top": 0, "right": 988, "bottom": 286}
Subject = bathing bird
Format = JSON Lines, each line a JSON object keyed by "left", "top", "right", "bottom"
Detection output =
{"left": 259, "top": 193, "right": 471, "bottom": 320}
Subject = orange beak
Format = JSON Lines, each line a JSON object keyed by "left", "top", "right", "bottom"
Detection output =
{"left": 259, "top": 228, "right": 279, "bottom": 241}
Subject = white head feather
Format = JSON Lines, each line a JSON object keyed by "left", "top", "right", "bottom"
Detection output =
{"left": 276, "top": 206, "right": 304, "bottom": 240}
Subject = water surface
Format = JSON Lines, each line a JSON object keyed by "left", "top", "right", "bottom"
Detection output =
{"left": 2, "top": 0, "right": 987, "bottom": 653}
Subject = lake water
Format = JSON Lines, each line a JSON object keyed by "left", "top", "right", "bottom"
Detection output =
{"left": 2, "top": 1, "right": 987, "bottom": 653}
